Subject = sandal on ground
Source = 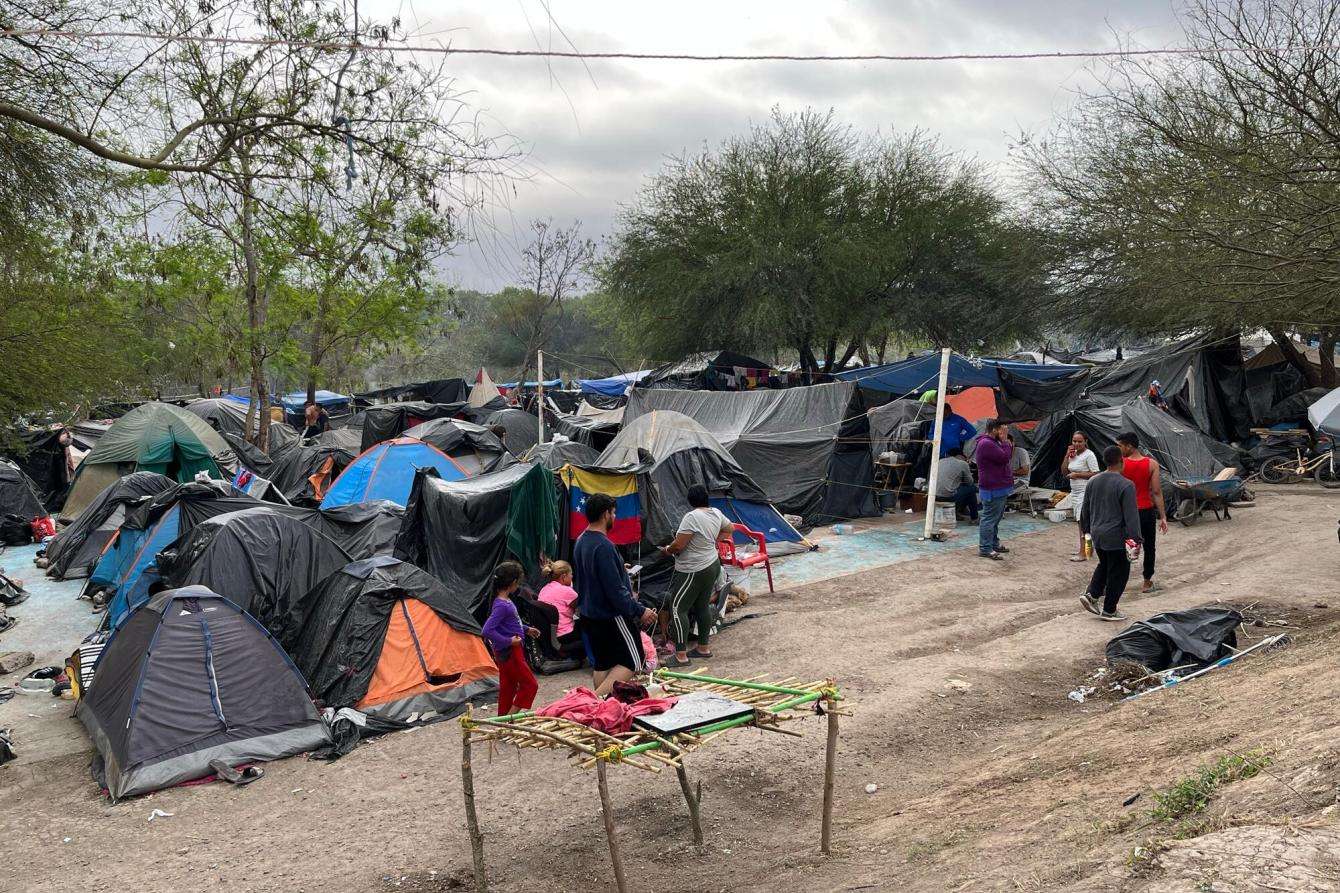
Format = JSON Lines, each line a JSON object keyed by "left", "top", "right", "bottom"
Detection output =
{"left": 1068, "top": 555, "right": 1088, "bottom": 562}
{"left": 688, "top": 649, "right": 713, "bottom": 659}
{"left": 978, "top": 552, "right": 1005, "bottom": 561}
{"left": 1142, "top": 581, "right": 1163, "bottom": 593}
{"left": 663, "top": 654, "right": 693, "bottom": 668}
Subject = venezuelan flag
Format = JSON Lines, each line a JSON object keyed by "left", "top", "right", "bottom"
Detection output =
{"left": 561, "top": 466, "right": 642, "bottom": 545}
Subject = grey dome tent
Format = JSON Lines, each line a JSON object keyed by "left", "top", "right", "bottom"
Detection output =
{"left": 45, "top": 471, "right": 174, "bottom": 580}
{"left": 482, "top": 408, "right": 540, "bottom": 457}
{"left": 402, "top": 417, "right": 511, "bottom": 475}
{"left": 77, "top": 586, "right": 330, "bottom": 801}
{"left": 524, "top": 438, "right": 600, "bottom": 471}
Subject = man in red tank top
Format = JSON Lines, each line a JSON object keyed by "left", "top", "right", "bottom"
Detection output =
{"left": 1117, "top": 431, "right": 1168, "bottom": 592}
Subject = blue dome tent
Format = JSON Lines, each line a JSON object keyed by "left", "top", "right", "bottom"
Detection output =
{"left": 320, "top": 437, "right": 472, "bottom": 509}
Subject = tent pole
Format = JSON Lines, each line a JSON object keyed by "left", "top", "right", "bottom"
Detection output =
{"left": 596, "top": 760, "right": 629, "bottom": 893}
{"left": 460, "top": 723, "right": 488, "bottom": 892}
{"left": 820, "top": 693, "right": 840, "bottom": 855}
{"left": 537, "top": 349, "right": 547, "bottom": 446}
{"left": 676, "top": 762, "right": 704, "bottom": 845}
{"left": 922, "top": 348, "right": 953, "bottom": 540}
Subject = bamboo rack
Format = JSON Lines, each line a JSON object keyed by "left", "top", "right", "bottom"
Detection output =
{"left": 457, "top": 668, "right": 846, "bottom": 893}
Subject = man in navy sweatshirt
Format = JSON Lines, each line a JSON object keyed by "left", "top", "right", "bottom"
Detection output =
{"left": 574, "top": 493, "right": 657, "bottom": 696}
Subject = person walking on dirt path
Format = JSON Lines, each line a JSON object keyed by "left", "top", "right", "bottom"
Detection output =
{"left": 974, "top": 419, "right": 1015, "bottom": 561}
{"left": 573, "top": 493, "right": 657, "bottom": 697}
{"left": 481, "top": 561, "right": 540, "bottom": 716}
{"left": 658, "top": 484, "right": 734, "bottom": 667}
{"left": 1117, "top": 431, "right": 1168, "bottom": 592}
{"left": 1079, "top": 446, "right": 1143, "bottom": 621}
{"left": 1065, "top": 432, "right": 1100, "bottom": 561}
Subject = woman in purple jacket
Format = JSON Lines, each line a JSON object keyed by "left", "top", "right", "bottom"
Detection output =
{"left": 973, "top": 420, "right": 1015, "bottom": 561}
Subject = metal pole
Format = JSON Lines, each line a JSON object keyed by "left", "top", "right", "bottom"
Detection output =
{"left": 536, "top": 349, "right": 547, "bottom": 445}
{"left": 922, "top": 347, "right": 953, "bottom": 539}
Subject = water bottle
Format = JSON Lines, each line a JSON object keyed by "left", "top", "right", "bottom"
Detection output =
{"left": 832, "top": 523, "right": 852, "bottom": 535}
{"left": 1082, "top": 534, "right": 1093, "bottom": 559}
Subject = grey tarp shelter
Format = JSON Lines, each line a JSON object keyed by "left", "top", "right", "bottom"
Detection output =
{"left": 0, "top": 458, "right": 47, "bottom": 520}
{"left": 77, "top": 586, "right": 330, "bottom": 800}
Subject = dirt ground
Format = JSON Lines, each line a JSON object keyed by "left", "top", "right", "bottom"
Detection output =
{"left": 4, "top": 487, "right": 1340, "bottom": 892}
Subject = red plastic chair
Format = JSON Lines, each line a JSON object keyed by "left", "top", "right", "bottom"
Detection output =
{"left": 717, "top": 523, "right": 774, "bottom": 593}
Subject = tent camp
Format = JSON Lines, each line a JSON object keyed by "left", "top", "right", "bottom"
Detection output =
{"left": 319, "top": 437, "right": 472, "bottom": 509}
{"left": 158, "top": 506, "right": 353, "bottom": 646}
{"left": 1028, "top": 402, "right": 1241, "bottom": 503}
{"left": 356, "top": 378, "right": 470, "bottom": 406}
{"left": 524, "top": 439, "right": 600, "bottom": 471}
{"left": 402, "top": 418, "right": 510, "bottom": 475}
{"left": 0, "top": 459, "right": 46, "bottom": 521}
{"left": 266, "top": 436, "right": 359, "bottom": 506}
{"left": 61, "top": 403, "right": 237, "bottom": 520}
{"left": 594, "top": 410, "right": 804, "bottom": 547}
{"left": 45, "top": 472, "right": 174, "bottom": 580}
{"left": 578, "top": 370, "right": 650, "bottom": 397}
{"left": 77, "top": 586, "right": 330, "bottom": 801}
{"left": 360, "top": 401, "right": 472, "bottom": 452}
{"left": 89, "top": 481, "right": 261, "bottom": 628}
{"left": 2, "top": 426, "right": 72, "bottom": 510}
{"left": 623, "top": 382, "right": 878, "bottom": 524}
{"left": 549, "top": 414, "right": 619, "bottom": 452}
{"left": 292, "top": 557, "right": 498, "bottom": 722}
{"left": 483, "top": 408, "right": 540, "bottom": 457}
{"left": 839, "top": 353, "right": 1085, "bottom": 397}
{"left": 395, "top": 463, "right": 559, "bottom": 621}
{"left": 638, "top": 350, "right": 826, "bottom": 391}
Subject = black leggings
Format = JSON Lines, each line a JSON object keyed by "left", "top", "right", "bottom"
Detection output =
{"left": 1138, "top": 507, "right": 1158, "bottom": 581}
{"left": 1088, "top": 548, "right": 1131, "bottom": 614}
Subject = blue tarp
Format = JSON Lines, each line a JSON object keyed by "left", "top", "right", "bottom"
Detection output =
{"left": 710, "top": 496, "right": 805, "bottom": 544}
{"left": 499, "top": 379, "right": 563, "bottom": 389}
{"left": 320, "top": 438, "right": 470, "bottom": 509}
{"left": 838, "top": 354, "right": 1085, "bottom": 395}
{"left": 95, "top": 506, "right": 182, "bottom": 628}
{"left": 280, "top": 389, "right": 351, "bottom": 413}
{"left": 578, "top": 370, "right": 651, "bottom": 397}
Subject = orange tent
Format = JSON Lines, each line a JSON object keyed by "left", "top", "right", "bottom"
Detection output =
{"left": 359, "top": 598, "right": 498, "bottom": 716}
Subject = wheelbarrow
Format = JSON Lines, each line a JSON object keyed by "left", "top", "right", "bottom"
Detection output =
{"left": 1172, "top": 477, "right": 1246, "bottom": 526}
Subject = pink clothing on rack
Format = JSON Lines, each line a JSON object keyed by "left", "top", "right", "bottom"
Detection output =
{"left": 534, "top": 687, "right": 677, "bottom": 735}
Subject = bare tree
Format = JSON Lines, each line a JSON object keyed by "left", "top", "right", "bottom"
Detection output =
{"left": 503, "top": 219, "right": 596, "bottom": 387}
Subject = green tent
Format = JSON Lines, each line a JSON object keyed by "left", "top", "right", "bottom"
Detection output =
{"left": 63, "top": 403, "right": 237, "bottom": 519}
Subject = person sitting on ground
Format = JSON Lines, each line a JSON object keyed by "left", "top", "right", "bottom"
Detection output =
{"left": 1078, "top": 446, "right": 1143, "bottom": 622}
{"left": 1007, "top": 432, "right": 1031, "bottom": 497}
{"left": 658, "top": 484, "right": 734, "bottom": 667}
{"left": 1064, "top": 431, "right": 1101, "bottom": 561}
{"left": 537, "top": 560, "right": 582, "bottom": 650}
{"left": 973, "top": 419, "right": 1015, "bottom": 561}
{"left": 574, "top": 493, "right": 657, "bottom": 696}
{"left": 938, "top": 403, "right": 978, "bottom": 458}
{"left": 481, "top": 561, "right": 541, "bottom": 715}
{"left": 935, "top": 447, "right": 978, "bottom": 522}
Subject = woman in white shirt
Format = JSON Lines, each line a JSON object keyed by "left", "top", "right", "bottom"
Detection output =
{"left": 1065, "top": 431, "right": 1101, "bottom": 561}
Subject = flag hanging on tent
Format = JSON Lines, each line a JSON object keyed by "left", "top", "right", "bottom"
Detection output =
{"left": 560, "top": 466, "right": 641, "bottom": 545}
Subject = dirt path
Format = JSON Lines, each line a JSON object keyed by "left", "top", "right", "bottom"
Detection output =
{"left": 4, "top": 488, "right": 1339, "bottom": 892}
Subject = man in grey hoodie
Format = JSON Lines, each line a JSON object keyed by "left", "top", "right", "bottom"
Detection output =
{"left": 1078, "top": 445, "right": 1143, "bottom": 621}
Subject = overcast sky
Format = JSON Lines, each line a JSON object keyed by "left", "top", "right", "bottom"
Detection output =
{"left": 373, "top": 1, "right": 1186, "bottom": 291}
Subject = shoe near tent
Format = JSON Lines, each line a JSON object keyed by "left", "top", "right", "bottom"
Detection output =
{"left": 394, "top": 464, "right": 559, "bottom": 622}
{"left": 623, "top": 382, "right": 879, "bottom": 525}
{"left": 158, "top": 506, "right": 353, "bottom": 647}
{"left": 319, "top": 437, "right": 472, "bottom": 510}
{"left": 402, "top": 418, "right": 511, "bottom": 476}
{"left": 61, "top": 403, "right": 237, "bottom": 522}
{"left": 0, "top": 458, "right": 47, "bottom": 521}
{"left": 1027, "top": 402, "right": 1242, "bottom": 506}
{"left": 76, "top": 586, "right": 331, "bottom": 801}
{"left": 45, "top": 472, "right": 175, "bottom": 580}
{"left": 292, "top": 557, "right": 498, "bottom": 723}
{"left": 594, "top": 410, "right": 806, "bottom": 549}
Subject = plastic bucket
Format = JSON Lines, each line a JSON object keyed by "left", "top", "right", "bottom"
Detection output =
{"left": 933, "top": 504, "right": 957, "bottom": 530}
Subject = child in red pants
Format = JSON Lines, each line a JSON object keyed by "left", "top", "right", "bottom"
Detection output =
{"left": 480, "top": 560, "right": 539, "bottom": 715}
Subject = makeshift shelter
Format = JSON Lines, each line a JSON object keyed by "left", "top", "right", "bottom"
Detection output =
{"left": 265, "top": 436, "right": 358, "bottom": 506}
{"left": 840, "top": 353, "right": 1085, "bottom": 398}
{"left": 319, "top": 437, "right": 471, "bottom": 510}
{"left": 576, "top": 400, "right": 626, "bottom": 425}
{"left": 61, "top": 403, "right": 236, "bottom": 520}
{"left": 402, "top": 418, "right": 509, "bottom": 475}
{"left": 550, "top": 414, "right": 620, "bottom": 452}
{"left": 45, "top": 472, "right": 174, "bottom": 580}
{"left": 2, "top": 426, "right": 71, "bottom": 510}
{"left": 524, "top": 439, "right": 600, "bottom": 471}
{"left": 300, "top": 501, "right": 405, "bottom": 560}
{"left": 623, "top": 383, "right": 878, "bottom": 524}
{"left": 360, "top": 401, "right": 468, "bottom": 451}
{"left": 158, "top": 506, "right": 353, "bottom": 646}
{"left": 395, "top": 463, "right": 559, "bottom": 620}
{"left": 91, "top": 481, "right": 261, "bottom": 628}
{"left": 483, "top": 408, "right": 540, "bottom": 457}
{"left": 1028, "top": 402, "right": 1241, "bottom": 502}
{"left": 468, "top": 368, "right": 502, "bottom": 408}
{"left": 292, "top": 557, "right": 498, "bottom": 722}
{"left": 0, "top": 459, "right": 46, "bottom": 521}
{"left": 280, "top": 389, "right": 352, "bottom": 427}
{"left": 639, "top": 350, "right": 832, "bottom": 391}
{"left": 356, "top": 378, "right": 470, "bottom": 406}
{"left": 594, "top": 411, "right": 804, "bottom": 547}
{"left": 578, "top": 370, "right": 650, "bottom": 397}
{"left": 77, "top": 586, "right": 330, "bottom": 801}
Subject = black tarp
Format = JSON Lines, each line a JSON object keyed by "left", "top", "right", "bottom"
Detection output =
{"left": 356, "top": 378, "right": 470, "bottom": 406}
{"left": 46, "top": 472, "right": 174, "bottom": 579}
{"left": 0, "top": 459, "right": 46, "bottom": 520}
{"left": 483, "top": 408, "right": 540, "bottom": 457}
{"left": 1105, "top": 607, "right": 1242, "bottom": 671}
{"left": 266, "top": 435, "right": 360, "bottom": 506}
{"left": 184, "top": 398, "right": 302, "bottom": 449}
{"left": 3, "top": 427, "right": 70, "bottom": 510}
{"left": 360, "top": 402, "right": 468, "bottom": 451}
{"left": 402, "top": 418, "right": 510, "bottom": 475}
{"left": 640, "top": 350, "right": 775, "bottom": 391}
{"left": 223, "top": 433, "right": 275, "bottom": 475}
{"left": 394, "top": 464, "right": 542, "bottom": 622}
{"left": 549, "top": 414, "right": 619, "bottom": 451}
{"left": 291, "top": 557, "right": 484, "bottom": 710}
{"left": 158, "top": 506, "right": 352, "bottom": 647}
{"left": 300, "top": 501, "right": 404, "bottom": 559}
{"left": 525, "top": 439, "right": 600, "bottom": 470}
{"left": 623, "top": 382, "right": 878, "bottom": 524}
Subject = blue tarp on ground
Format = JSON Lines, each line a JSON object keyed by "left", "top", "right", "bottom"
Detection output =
{"left": 578, "top": 370, "right": 652, "bottom": 397}
{"left": 710, "top": 496, "right": 805, "bottom": 544}
{"left": 320, "top": 437, "right": 471, "bottom": 509}
{"left": 838, "top": 354, "right": 1086, "bottom": 395}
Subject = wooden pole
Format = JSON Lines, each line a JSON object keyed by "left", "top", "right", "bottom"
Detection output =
{"left": 596, "top": 761, "right": 629, "bottom": 893}
{"left": 676, "top": 763, "right": 704, "bottom": 845}
{"left": 536, "top": 349, "right": 547, "bottom": 445}
{"left": 460, "top": 725, "right": 488, "bottom": 892}
{"left": 820, "top": 698, "right": 839, "bottom": 855}
{"left": 922, "top": 347, "right": 953, "bottom": 539}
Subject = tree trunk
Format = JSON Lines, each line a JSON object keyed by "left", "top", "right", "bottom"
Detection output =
{"left": 822, "top": 337, "right": 838, "bottom": 373}
{"left": 798, "top": 340, "right": 819, "bottom": 374}
{"left": 1320, "top": 328, "right": 1337, "bottom": 389}
{"left": 1267, "top": 327, "right": 1323, "bottom": 389}
{"left": 835, "top": 337, "right": 861, "bottom": 372}
{"left": 306, "top": 288, "right": 329, "bottom": 404}
{"left": 239, "top": 173, "right": 272, "bottom": 452}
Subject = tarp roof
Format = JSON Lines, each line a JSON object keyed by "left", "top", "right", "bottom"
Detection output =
{"left": 578, "top": 370, "right": 651, "bottom": 397}
{"left": 280, "top": 389, "right": 352, "bottom": 412}
{"left": 838, "top": 353, "right": 1086, "bottom": 395}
